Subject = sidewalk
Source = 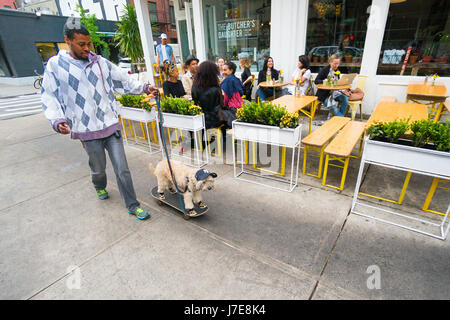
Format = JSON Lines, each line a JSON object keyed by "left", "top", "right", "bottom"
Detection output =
{"left": 0, "top": 113, "right": 449, "bottom": 300}
{"left": 0, "top": 84, "right": 40, "bottom": 98}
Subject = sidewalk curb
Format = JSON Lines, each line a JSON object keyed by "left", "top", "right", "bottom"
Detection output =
{"left": 0, "top": 92, "right": 40, "bottom": 100}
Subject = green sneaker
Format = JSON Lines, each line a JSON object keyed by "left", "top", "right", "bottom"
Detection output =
{"left": 128, "top": 207, "right": 151, "bottom": 220}
{"left": 96, "top": 189, "right": 109, "bottom": 200}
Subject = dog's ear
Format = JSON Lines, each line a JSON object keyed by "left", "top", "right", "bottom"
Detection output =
{"left": 210, "top": 172, "right": 218, "bottom": 178}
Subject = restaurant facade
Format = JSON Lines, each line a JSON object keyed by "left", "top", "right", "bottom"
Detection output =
{"left": 167, "top": 0, "right": 449, "bottom": 115}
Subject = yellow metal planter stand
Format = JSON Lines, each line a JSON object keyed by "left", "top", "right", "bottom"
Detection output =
{"left": 252, "top": 142, "right": 286, "bottom": 176}
{"left": 422, "top": 178, "right": 450, "bottom": 216}
{"left": 359, "top": 171, "right": 412, "bottom": 205}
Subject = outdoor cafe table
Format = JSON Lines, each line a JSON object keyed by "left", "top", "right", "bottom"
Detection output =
{"left": 259, "top": 81, "right": 290, "bottom": 99}
{"left": 406, "top": 81, "right": 448, "bottom": 122}
{"left": 272, "top": 95, "right": 319, "bottom": 134}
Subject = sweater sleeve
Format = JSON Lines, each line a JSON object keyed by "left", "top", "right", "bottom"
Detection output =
{"left": 106, "top": 59, "right": 146, "bottom": 95}
{"left": 41, "top": 58, "right": 67, "bottom": 133}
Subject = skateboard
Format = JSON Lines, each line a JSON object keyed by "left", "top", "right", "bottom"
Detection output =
{"left": 151, "top": 186, "right": 208, "bottom": 220}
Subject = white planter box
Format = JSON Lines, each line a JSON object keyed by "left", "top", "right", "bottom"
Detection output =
{"left": 161, "top": 112, "right": 204, "bottom": 131}
{"left": 118, "top": 106, "right": 156, "bottom": 123}
{"left": 364, "top": 137, "right": 450, "bottom": 178}
{"left": 232, "top": 120, "right": 302, "bottom": 147}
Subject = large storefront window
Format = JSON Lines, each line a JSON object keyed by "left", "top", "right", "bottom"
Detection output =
{"left": 377, "top": 0, "right": 450, "bottom": 77}
{"left": 202, "top": 0, "right": 271, "bottom": 72}
{"left": 306, "top": 0, "right": 371, "bottom": 73}
{"left": 36, "top": 42, "right": 58, "bottom": 67}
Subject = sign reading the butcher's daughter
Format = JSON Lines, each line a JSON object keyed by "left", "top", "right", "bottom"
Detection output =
{"left": 217, "top": 18, "right": 259, "bottom": 40}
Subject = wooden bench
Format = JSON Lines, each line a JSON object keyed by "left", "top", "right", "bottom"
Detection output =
{"left": 301, "top": 116, "right": 351, "bottom": 178}
{"left": 322, "top": 121, "right": 367, "bottom": 190}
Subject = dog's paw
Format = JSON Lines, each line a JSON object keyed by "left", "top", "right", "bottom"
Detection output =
{"left": 188, "top": 209, "right": 198, "bottom": 216}
{"left": 169, "top": 187, "right": 177, "bottom": 194}
{"left": 197, "top": 201, "right": 207, "bottom": 209}
{"left": 158, "top": 192, "right": 165, "bottom": 200}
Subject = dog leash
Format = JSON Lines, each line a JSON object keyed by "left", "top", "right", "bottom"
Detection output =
{"left": 155, "top": 94, "right": 187, "bottom": 216}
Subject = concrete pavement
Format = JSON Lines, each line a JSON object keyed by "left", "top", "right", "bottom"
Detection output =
{"left": 0, "top": 113, "right": 449, "bottom": 300}
{"left": 0, "top": 84, "right": 40, "bottom": 99}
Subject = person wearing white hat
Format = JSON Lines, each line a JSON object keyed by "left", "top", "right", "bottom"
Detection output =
{"left": 156, "top": 33, "right": 175, "bottom": 68}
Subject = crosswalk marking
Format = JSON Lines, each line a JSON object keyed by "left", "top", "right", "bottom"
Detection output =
{"left": 0, "top": 94, "right": 43, "bottom": 120}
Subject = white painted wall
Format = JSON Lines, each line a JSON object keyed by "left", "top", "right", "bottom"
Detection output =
{"left": 270, "top": 0, "right": 309, "bottom": 78}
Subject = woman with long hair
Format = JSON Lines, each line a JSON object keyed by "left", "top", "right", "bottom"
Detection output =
{"left": 192, "top": 61, "right": 227, "bottom": 130}
{"left": 287, "top": 55, "right": 311, "bottom": 96}
{"left": 239, "top": 57, "right": 252, "bottom": 100}
{"left": 256, "top": 57, "right": 279, "bottom": 101}
{"left": 217, "top": 57, "right": 226, "bottom": 81}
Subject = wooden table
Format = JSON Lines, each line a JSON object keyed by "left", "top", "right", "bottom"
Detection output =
{"left": 259, "top": 81, "right": 290, "bottom": 99}
{"left": 315, "top": 84, "right": 351, "bottom": 91}
{"left": 366, "top": 101, "right": 428, "bottom": 128}
{"left": 272, "top": 95, "right": 319, "bottom": 134}
{"left": 406, "top": 82, "right": 449, "bottom": 122}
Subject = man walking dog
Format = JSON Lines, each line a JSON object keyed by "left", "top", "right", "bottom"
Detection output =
{"left": 41, "top": 19, "right": 159, "bottom": 220}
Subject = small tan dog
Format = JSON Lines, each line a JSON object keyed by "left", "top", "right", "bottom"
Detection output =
{"left": 149, "top": 160, "right": 217, "bottom": 216}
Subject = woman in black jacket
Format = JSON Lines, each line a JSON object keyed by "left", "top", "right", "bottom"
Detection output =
{"left": 314, "top": 54, "right": 348, "bottom": 117}
{"left": 192, "top": 61, "right": 227, "bottom": 130}
{"left": 256, "top": 57, "right": 279, "bottom": 101}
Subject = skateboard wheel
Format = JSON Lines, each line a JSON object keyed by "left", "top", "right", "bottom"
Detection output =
{"left": 157, "top": 200, "right": 163, "bottom": 206}
{"left": 183, "top": 214, "right": 190, "bottom": 220}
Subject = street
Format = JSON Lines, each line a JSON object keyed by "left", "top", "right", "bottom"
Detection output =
{"left": 0, "top": 93, "right": 42, "bottom": 120}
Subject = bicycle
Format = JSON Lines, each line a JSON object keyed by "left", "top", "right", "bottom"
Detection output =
{"left": 34, "top": 70, "right": 43, "bottom": 89}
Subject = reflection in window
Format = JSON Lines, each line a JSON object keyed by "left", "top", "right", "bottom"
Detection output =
{"left": 306, "top": 0, "right": 371, "bottom": 74}
{"left": 202, "top": 0, "right": 271, "bottom": 72}
{"left": 36, "top": 43, "right": 58, "bottom": 66}
{"left": 377, "top": 0, "right": 450, "bottom": 77}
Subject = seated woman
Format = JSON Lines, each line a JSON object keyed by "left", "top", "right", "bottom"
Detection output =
{"left": 287, "top": 55, "right": 311, "bottom": 96}
{"left": 221, "top": 61, "right": 244, "bottom": 128}
{"left": 314, "top": 54, "right": 348, "bottom": 117}
{"left": 239, "top": 57, "right": 253, "bottom": 100}
{"left": 192, "top": 61, "right": 227, "bottom": 130}
{"left": 162, "top": 61, "right": 186, "bottom": 98}
{"left": 256, "top": 57, "right": 279, "bottom": 101}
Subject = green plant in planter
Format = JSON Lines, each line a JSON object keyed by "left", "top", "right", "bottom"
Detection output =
{"left": 428, "top": 120, "right": 450, "bottom": 152}
{"left": 367, "top": 118, "right": 410, "bottom": 143}
{"left": 409, "top": 119, "right": 434, "bottom": 147}
{"left": 382, "top": 118, "right": 410, "bottom": 143}
{"left": 236, "top": 101, "right": 299, "bottom": 129}
{"left": 160, "top": 96, "right": 202, "bottom": 116}
{"left": 116, "top": 94, "right": 147, "bottom": 109}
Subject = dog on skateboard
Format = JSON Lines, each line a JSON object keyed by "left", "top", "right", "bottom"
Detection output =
{"left": 149, "top": 160, "right": 217, "bottom": 216}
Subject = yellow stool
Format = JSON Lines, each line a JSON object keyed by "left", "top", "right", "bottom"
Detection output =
{"left": 345, "top": 75, "right": 367, "bottom": 120}
{"left": 422, "top": 178, "right": 450, "bottom": 216}
{"left": 207, "top": 126, "right": 223, "bottom": 157}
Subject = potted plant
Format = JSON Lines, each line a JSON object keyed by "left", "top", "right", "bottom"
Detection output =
{"left": 365, "top": 119, "right": 450, "bottom": 177}
{"left": 312, "top": 54, "right": 319, "bottom": 63}
{"left": 116, "top": 93, "right": 157, "bottom": 122}
{"left": 159, "top": 96, "right": 204, "bottom": 131}
{"left": 233, "top": 101, "right": 302, "bottom": 147}
{"left": 319, "top": 53, "right": 326, "bottom": 63}
{"left": 344, "top": 49, "right": 353, "bottom": 63}
{"left": 409, "top": 49, "right": 419, "bottom": 64}
{"left": 422, "top": 43, "right": 435, "bottom": 63}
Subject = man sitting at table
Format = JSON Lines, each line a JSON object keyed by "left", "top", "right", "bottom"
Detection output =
{"left": 314, "top": 54, "right": 348, "bottom": 118}
{"left": 181, "top": 55, "right": 199, "bottom": 96}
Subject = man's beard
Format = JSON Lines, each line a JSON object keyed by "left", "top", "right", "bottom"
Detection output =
{"left": 72, "top": 49, "right": 89, "bottom": 61}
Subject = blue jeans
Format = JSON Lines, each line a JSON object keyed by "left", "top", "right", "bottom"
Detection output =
{"left": 257, "top": 87, "right": 272, "bottom": 101}
{"left": 324, "top": 93, "right": 348, "bottom": 117}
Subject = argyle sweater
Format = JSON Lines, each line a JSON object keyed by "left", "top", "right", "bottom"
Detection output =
{"left": 42, "top": 50, "right": 148, "bottom": 141}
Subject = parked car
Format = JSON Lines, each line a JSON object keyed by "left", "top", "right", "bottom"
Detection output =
{"left": 308, "top": 46, "right": 363, "bottom": 58}
{"left": 118, "top": 57, "right": 133, "bottom": 74}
